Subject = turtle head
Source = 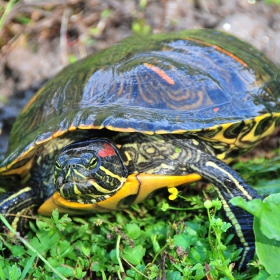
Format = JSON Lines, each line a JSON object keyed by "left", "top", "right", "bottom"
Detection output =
{"left": 54, "top": 139, "right": 128, "bottom": 204}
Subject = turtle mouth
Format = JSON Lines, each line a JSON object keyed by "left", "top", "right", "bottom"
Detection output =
{"left": 58, "top": 180, "right": 116, "bottom": 204}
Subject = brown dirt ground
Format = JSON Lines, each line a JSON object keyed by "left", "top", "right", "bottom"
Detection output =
{"left": 0, "top": 0, "right": 280, "bottom": 158}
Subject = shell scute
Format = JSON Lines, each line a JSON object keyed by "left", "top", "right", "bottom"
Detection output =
{"left": 1, "top": 29, "right": 280, "bottom": 171}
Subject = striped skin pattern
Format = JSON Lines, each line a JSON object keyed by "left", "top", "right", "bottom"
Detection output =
{"left": 44, "top": 133, "right": 261, "bottom": 269}
{"left": 117, "top": 133, "right": 261, "bottom": 269}
{"left": 0, "top": 29, "right": 279, "bottom": 269}
{"left": 54, "top": 139, "right": 127, "bottom": 204}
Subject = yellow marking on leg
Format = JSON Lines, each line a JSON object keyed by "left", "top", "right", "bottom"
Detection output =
{"left": 214, "top": 188, "right": 250, "bottom": 267}
{"left": 11, "top": 203, "right": 37, "bottom": 233}
{"left": 205, "top": 161, "right": 253, "bottom": 200}
{"left": 0, "top": 187, "right": 32, "bottom": 207}
{"left": 160, "top": 163, "right": 175, "bottom": 170}
{"left": 6, "top": 197, "right": 34, "bottom": 214}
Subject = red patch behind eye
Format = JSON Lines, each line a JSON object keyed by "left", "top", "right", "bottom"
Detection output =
{"left": 98, "top": 143, "right": 116, "bottom": 157}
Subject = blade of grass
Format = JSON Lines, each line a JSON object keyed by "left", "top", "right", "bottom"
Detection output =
{"left": 0, "top": 263, "right": 5, "bottom": 280}
{"left": 0, "top": 0, "right": 17, "bottom": 32}
{"left": 19, "top": 253, "right": 36, "bottom": 280}
{"left": 0, "top": 214, "right": 68, "bottom": 280}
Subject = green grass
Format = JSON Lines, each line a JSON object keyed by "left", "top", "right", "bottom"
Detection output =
{"left": 0, "top": 147, "right": 280, "bottom": 280}
{"left": 0, "top": 193, "right": 244, "bottom": 280}
{"left": 1, "top": 148, "right": 279, "bottom": 279}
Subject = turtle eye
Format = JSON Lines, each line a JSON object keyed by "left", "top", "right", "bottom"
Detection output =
{"left": 89, "top": 156, "right": 99, "bottom": 169}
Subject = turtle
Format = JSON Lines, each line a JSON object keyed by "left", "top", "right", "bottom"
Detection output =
{"left": 0, "top": 29, "right": 280, "bottom": 270}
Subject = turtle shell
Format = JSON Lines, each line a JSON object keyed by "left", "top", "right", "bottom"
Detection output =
{"left": 1, "top": 29, "right": 280, "bottom": 171}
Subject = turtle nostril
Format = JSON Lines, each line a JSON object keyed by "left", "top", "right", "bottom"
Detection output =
{"left": 67, "top": 164, "right": 76, "bottom": 168}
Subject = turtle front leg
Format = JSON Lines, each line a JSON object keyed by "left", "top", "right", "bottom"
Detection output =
{"left": 0, "top": 186, "right": 44, "bottom": 234}
{"left": 178, "top": 138, "right": 261, "bottom": 270}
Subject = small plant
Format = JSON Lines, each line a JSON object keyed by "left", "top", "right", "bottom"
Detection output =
{"left": 0, "top": 192, "right": 246, "bottom": 279}
{"left": 0, "top": 150, "right": 279, "bottom": 279}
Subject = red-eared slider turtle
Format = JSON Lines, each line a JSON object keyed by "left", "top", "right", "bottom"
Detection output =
{"left": 0, "top": 29, "right": 279, "bottom": 269}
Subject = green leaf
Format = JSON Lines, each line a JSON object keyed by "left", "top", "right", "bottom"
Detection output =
{"left": 70, "top": 224, "right": 88, "bottom": 242}
{"left": 108, "top": 249, "right": 117, "bottom": 263}
{"left": 125, "top": 223, "right": 142, "bottom": 239}
{"left": 145, "top": 263, "right": 158, "bottom": 278}
{"left": 29, "top": 231, "right": 60, "bottom": 254}
{"left": 254, "top": 217, "right": 280, "bottom": 274}
{"left": 151, "top": 235, "right": 161, "bottom": 253}
{"left": 231, "top": 193, "right": 280, "bottom": 274}
{"left": 123, "top": 244, "right": 146, "bottom": 265}
{"left": 191, "top": 263, "right": 205, "bottom": 278}
{"left": 174, "top": 232, "right": 196, "bottom": 250}
{"left": 231, "top": 194, "right": 280, "bottom": 240}
{"left": 252, "top": 269, "right": 270, "bottom": 280}
{"left": 267, "top": 275, "right": 280, "bottom": 280}
{"left": 11, "top": 245, "right": 26, "bottom": 257}
{"left": 51, "top": 208, "right": 60, "bottom": 223}
{"left": 145, "top": 221, "right": 167, "bottom": 239}
{"left": 50, "top": 240, "right": 74, "bottom": 259}
{"left": 55, "top": 265, "right": 74, "bottom": 278}
{"left": 36, "top": 220, "right": 52, "bottom": 232}
{"left": 260, "top": 194, "right": 280, "bottom": 240}
{"left": 6, "top": 264, "right": 21, "bottom": 280}
{"left": 0, "top": 270, "right": 4, "bottom": 280}
{"left": 74, "top": 267, "right": 86, "bottom": 279}
{"left": 186, "top": 221, "right": 206, "bottom": 237}
{"left": 230, "top": 197, "right": 264, "bottom": 217}
{"left": 189, "top": 245, "right": 207, "bottom": 264}
{"left": 166, "top": 270, "right": 182, "bottom": 280}
{"left": 75, "top": 240, "right": 91, "bottom": 257}
{"left": 91, "top": 261, "right": 101, "bottom": 272}
{"left": 255, "top": 178, "right": 280, "bottom": 195}
{"left": 55, "top": 214, "right": 72, "bottom": 232}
